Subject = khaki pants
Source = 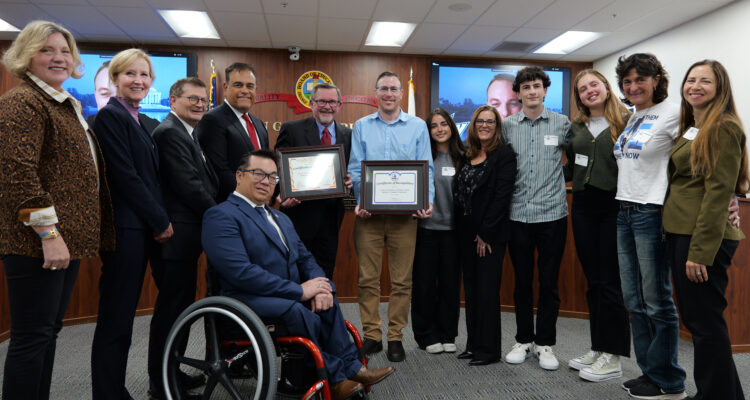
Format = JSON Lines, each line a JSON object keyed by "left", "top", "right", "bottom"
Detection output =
{"left": 354, "top": 214, "right": 417, "bottom": 342}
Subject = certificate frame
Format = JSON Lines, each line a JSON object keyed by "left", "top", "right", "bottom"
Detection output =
{"left": 277, "top": 144, "right": 348, "bottom": 201}
{"left": 361, "top": 160, "right": 429, "bottom": 214}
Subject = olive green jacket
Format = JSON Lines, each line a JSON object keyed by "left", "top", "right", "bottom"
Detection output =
{"left": 564, "top": 121, "right": 618, "bottom": 192}
{"left": 662, "top": 121, "right": 745, "bottom": 266}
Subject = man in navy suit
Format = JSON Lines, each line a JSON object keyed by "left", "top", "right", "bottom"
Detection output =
{"left": 147, "top": 77, "right": 218, "bottom": 399}
{"left": 195, "top": 62, "right": 270, "bottom": 201}
{"left": 202, "top": 150, "right": 394, "bottom": 400}
{"left": 276, "top": 83, "right": 352, "bottom": 279}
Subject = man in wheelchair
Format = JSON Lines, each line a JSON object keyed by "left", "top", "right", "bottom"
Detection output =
{"left": 202, "top": 149, "right": 395, "bottom": 400}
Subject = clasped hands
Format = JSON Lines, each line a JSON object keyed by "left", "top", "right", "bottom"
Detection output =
{"left": 301, "top": 277, "right": 334, "bottom": 312}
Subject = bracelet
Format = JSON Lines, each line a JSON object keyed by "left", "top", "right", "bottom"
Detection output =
{"left": 39, "top": 228, "right": 60, "bottom": 241}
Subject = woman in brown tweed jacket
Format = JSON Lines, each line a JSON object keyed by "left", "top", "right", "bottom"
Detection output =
{"left": 0, "top": 20, "right": 113, "bottom": 400}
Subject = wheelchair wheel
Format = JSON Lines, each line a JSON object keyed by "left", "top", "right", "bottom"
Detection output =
{"left": 162, "top": 296, "right": 278, "bottom": 400}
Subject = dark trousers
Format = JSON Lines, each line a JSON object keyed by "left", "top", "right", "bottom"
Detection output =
{"left": 459, "top": 218, "right": 505, "bottom": 361}
{"left": 298, "top": 210, "right": 339, "bottom": 280}
{"left": 1, "top": 255, "right": 80, "bottom": 400}
{"left": 91, "top": 228, "right": 154, "bottom": 400}
{"left": 410, "top": 227, "right": 461, "bottom": 348}
{"left": 147, "top": 254, "right": 200, "bottom": 394}
{"left": 508, "top": 217, "right": 567, "bottom": 346}
{"left": 669, "top": 234, "right": 744, "bottom": 400}
{"left": 572, "top": 188, "right": 631, "bottom": 356}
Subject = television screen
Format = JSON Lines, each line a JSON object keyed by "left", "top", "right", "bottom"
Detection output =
{"left": 430, "top": 61, "right": 571, "bottom": 140}
{"left": 63, "top": 51, "right": 197, "bottom": 121}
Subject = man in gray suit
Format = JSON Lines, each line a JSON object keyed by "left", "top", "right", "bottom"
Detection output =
{"left": 275, "top": 83, "right": 352, "bottom": 280}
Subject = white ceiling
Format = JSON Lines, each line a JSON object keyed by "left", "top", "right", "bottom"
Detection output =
{"left": 0, "top": 0, "right": 736, "bottom": 61}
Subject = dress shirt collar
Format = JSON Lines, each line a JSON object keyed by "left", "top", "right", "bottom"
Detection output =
{"left": 233, "top": 191, "right": 263, "bottom": 209}
{"left": 27, "top": 72, "right": 77, "bottom": 105}
{"left": 369, "top": 108, "right": 410, "bottom": 125}
{"left": 315, "top": 119, "right": 336, "bottom": 144}
{"left": 170, "top": 110, "right": 195, "bottom": 136}
{"left": 518, "top": 106, "right": 550, "bottom": 122}
{"left": 225, "top": 101, "right": 248, "bottom": 121}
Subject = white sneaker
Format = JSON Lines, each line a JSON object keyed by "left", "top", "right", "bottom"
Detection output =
{"left": 504, "top": 342, "right": 533, "bottom": 364}
{"left": 534, "top": 345, "right": 559, "bottom": 370}
{"left": 442, "top": 343, "right": 457, "bottom": 353}
{"left": 568, "top": 350, "right": 601, "bottom": 370}
{"left": 425, "top": 343, "right": 444, "bottom": 354}
{"left": 579, "top": 353, "right": 623, "bottom": 382}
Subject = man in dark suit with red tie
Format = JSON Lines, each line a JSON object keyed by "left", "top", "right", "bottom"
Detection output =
{"left": 275, "top": 83, "right": 352, "bottom": 280}
{"left": 196, "top": 62, "right": 269, "bottom": 201}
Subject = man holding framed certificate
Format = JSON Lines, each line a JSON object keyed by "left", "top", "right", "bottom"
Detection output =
{"left": 348, "top": 71, "right": 435, "bottom": 363}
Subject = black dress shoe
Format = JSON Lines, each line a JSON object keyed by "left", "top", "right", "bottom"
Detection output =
{"left": 360, "top": 338, "right": 383, "bottom": 356}
{"left": 386, "top": 341, "right": 405, "bottom": 362}
{"left": 457, "top": 351, "right": 473, "bottom": 360}
{"left": 468, "top": 357, "right": 500, "bottom": 366}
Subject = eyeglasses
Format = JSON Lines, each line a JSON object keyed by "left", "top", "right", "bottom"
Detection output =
{"left": 311, "top": 99, "right": 340, "bottom": 107}
{"left": 475, "top": 119, "right": 497, "bottom": 126}
{"left": 376, "top": 86, "right": 402, "bottom": 93}
{"left": 181, "top": 96, "right": 208, "bottom": 105}
{"left": 240, "top": 168, "right": 280, "bottom": 184}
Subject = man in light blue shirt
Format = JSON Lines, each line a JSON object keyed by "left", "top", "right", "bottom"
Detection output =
{"left": 348, "top": 71, "right": 434, "bottom": 363}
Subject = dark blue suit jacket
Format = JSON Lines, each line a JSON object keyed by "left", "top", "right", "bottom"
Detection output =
{"left": 201, "top": 194, "right": 331, "bottom": 318}
{"left": 93, "top": 97, "right": 169, "bottom": 232}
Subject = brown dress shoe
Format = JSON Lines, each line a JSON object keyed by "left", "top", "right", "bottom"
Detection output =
{"left": 331, "top": 379, "right": 364, "bottom": 400}
{"left": 352, "top": 366, "right": 395, "bottom": 386}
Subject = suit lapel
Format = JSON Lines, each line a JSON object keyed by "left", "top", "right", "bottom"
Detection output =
{"left": 305, "top": 117, "right": 321, "bottom": 146}
{"left": 111, "top": 99, "right": 159, "bottom": 169}
{"left": 221, "top": 103, "right": 254, "bottom": 150}
{"left": 232, "top": 196, "right": 288, "bottom": 254}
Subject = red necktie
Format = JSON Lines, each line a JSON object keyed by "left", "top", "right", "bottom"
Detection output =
{"left": 242, "top": 113, "right": 261, "bottom": 150}
{"left": 321, "top": 127, "right": 331, "bottom": 146}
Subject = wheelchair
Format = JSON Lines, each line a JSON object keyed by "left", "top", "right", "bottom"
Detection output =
{"left": 161, "top": 266, "right": 369, "bottom": 400}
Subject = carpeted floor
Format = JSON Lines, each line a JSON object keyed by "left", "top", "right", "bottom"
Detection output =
{"left": 1, "top": 303, "right": 748, "bottom": 399}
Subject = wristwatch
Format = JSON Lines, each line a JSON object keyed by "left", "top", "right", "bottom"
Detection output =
{"left": 39, "top": 228, "right": 60, "bottom": 241}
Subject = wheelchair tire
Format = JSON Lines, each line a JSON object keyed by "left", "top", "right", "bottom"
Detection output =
{"left": 162, "top": 296, "right": 278, "bottom": 400}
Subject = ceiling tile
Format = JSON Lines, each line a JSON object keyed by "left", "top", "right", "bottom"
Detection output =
{"left": 402, "top": 47, "right": 445, "bottom": 55}
{"left": 504, "top": 27, "right": 562, "bottom": 43}
{"left": 265, "top": 14, "right": 317, "bottom": 46}
{"left": 317, "top": 17, "right": 368, "bottom": 46}
{"left": 448, "top": 25, "right": 516, "bottom": 53}
{"left": 525, "top": 0, "right": 614, "bottom": 30}
{"left": 475, "top": 0, "right": 554, "bottom": 27}
{"left": 205, "top": 0, "right": 262, "bottom": 13}
{"left": 405, "top": 22, "right": 465, "bottom": 50}
{"left": 211, "top": 11, "right": 269, "bottom": 42}
{"left": 31, "top": 0, "right": 89, "bottom": 5}
{"left": 424, "top": 0, "right": 495, "bottom": 24}
{"left": 87, "top": 0, "right": 148, "bottom": 6}
{"left": 572, "top": 0, "right": 658, "bottom": 32}
{"left": 36, "top": 5, "right": 123, "bottom": 36}
{"left": 359, "top": 45, "right": 402, "bottom": 53}
{"left": 315, "top": 43, "right": 360, "bottom": 52}
{"left": 262, "top": 0, "right": 318, "bottom": 16}
{"left": 0, "top": 3, "right": 56, "bottom": 30}
{"left": 146, "top": 0, "right": 206, "bottom": 10}
{"left": 178, "top": 37, "right": 229, "bottom": 47}
{"left": 319, "top": 0, "right": 375, "bottom": 19}
{"left": 97, "top": 6, "right": 175, "bottom": 38}
{"left": 372, "top": 0, "right": 436, "bottom": 22}
{"left": 226, "top": 39, "right": 273, "bottom": 48}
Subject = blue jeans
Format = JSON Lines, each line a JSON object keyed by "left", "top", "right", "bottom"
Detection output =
{"left": 617, "top": 202, "right": 685, "bottom": 393}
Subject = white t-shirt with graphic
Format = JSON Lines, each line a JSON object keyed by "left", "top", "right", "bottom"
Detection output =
{"left": 614, "top": 101, "right": 680, "bottom": 205}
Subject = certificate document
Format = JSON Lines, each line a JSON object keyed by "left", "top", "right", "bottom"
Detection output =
{"left": 372, "top": 170, "right": 418, "bottom": 205}
{"left": 288, "top": 154, "right": 337, "bottom": 192}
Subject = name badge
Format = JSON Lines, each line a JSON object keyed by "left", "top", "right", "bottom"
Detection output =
{"left": 442, "top": 166, "right": 455, "bottom": 177}
{"left": 544, "top": 135, "right": 558, "bottom": 146}
{"left": 574, "top": 154, "right": 589, "bottom": 167}
{"left": 683, "top": 127, "right": 699, "bottom": 141}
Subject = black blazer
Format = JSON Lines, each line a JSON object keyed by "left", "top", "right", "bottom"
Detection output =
{"left": 195, "top": 102, "right": 269, "bottom": 201}
{"left": 455, "top": 143, "right": 517, "bottom": 243}
{"left": 93, "top": 97, "right": 169, "bottom": 232}
{"left": 275, "top": 117, "right": 352, "bottom": 240}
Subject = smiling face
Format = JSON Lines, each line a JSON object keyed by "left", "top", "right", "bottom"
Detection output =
{"left": 171, "top": 83, "right": 207, "bottom": 127}
{"left": 622, "top": 68, "right": 658, "bottom": 111}
{"left": 375, "top": 75, "right": 403, "bottom": 115}
{"left": 576, "top": 73, "right": 608, "bottom": 113}
{"left": 310, "top": 87, "right": 341, "bottom": 126}
{"left": 235, "top": 155, "right": 277, "bottom": 205}
{"left": 682, "top": 65, "right": 716, "bottom": 115}
{"left": 429, "top": 114, "right": 452, "bottom": 145}
{"left": 224, "top": 69, "right": 256, "bottom": 113}
{"left": 94, "top": 67, "right": 116, "bottom": 109}
{"left": 487, "top": 79, "right": 521, "bottom": 119}
{"left": 28, "top": 32, "right": 73, "bottom": 91}
{"left": 475, "top": 110, "right": 497, "bottom": 145}
{"left": 517, "top": 79, "right": 547, "bottom": 111}
{"left": 113, "top": 57, "right": 152, "bottom": 106}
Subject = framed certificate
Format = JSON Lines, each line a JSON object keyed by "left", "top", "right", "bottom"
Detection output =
{"left": 361, "top": 160, "right": 429, "bottom": 214}
{"left": 278, "top": 144, "right": 348, "bottom": 201}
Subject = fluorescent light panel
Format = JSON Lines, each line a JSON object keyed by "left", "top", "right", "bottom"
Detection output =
{"left": 158, "top": 9, "right": 220, "bottom": 39}
{"left": 534, "top": 31, "right": 603, "bottom": 54}
{"left": 0, "top": 18, "right": 20, "bottom": 32}
{"left": 365, "top": 21, "right": 417, "bottom": 47}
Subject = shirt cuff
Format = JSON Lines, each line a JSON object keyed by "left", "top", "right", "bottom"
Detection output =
{"left": 19, "top": 206, "right": 59, "bottom": 226}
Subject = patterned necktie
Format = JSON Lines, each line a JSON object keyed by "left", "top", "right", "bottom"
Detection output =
{"left": 321, "top": 127, "right": 331, "bottom": 146}
{"left": 242, "top": 113, "right": 261, "bottom": 150}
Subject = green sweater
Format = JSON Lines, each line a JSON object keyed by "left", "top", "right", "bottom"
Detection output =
{"left": 564, "top": 121, "right": 618, "bottom": 192}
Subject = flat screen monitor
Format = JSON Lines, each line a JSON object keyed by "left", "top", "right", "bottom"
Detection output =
{"left": 63, "top": 50, "right": 197, "bottom": 121}
{"left": 430, "top": 61, "right": 571, "bottom": 140}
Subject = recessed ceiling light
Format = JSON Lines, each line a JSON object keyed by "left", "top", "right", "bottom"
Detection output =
{"left": 365, "top": 21, "right": 417, "bottom": 47}
{"left": 534, "top": 31, "right": 604, "bottom": 54}
{"left": 0, "top": 18, "right": 20, "bottom": 32}
{"left": 448, "top": 3, "right": 472, "bottom": 12}
{"left": 158, "top": 10, "right": 220, "bottom": 39}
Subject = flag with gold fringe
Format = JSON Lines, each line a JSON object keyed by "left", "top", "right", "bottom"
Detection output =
{"left": 208, "top": 59, "right": 218, "bottom": 110}
{"left": 407, "top": 67, "right": 415, "bottom": 116}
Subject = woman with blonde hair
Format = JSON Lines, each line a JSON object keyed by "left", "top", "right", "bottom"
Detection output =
{"left": 0, "top": 20, "right": 113, "bottom": 399}
{"left": 90, "top": 48, "right": 173, "bottom": 400}
{"left": 454, "top": 105, "right": 516, "bottom": 365}
{"left": 564, "top": 69, "right": 631, "bottom": 382}
{"left": 663, "top": 59, "right": 748, "bottom": 400}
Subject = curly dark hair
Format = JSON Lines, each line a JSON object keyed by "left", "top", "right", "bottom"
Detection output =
{"left": 615, "top": 53, "right": 669, "bottom": 106}
{"left": 512, "top": 66, "right": 550, "bottom": 92}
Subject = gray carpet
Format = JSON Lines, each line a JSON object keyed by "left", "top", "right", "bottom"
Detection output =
{"left": 1, "top": 303, "right": 748, "bottom": 399}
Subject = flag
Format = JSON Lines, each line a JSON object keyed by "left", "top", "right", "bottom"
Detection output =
{"left": 208, "top": 69, "right": 218, "bottom": 110}
{"left": 407, "top": 67, "right": 415, "bottom": 116}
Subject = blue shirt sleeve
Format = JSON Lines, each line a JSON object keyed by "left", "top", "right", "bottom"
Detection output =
{"left": 348, "top": 120, "right": 364, "bottom": 204}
